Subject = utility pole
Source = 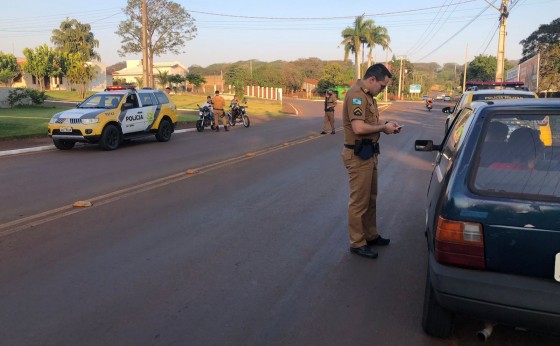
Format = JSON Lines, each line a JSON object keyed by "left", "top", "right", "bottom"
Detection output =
{"left": 397, "top": 56, "right": 404, "bottom": 100}
{"left": 486, "top": 0, "right": 509, "bottom": 82}
{"left": 141, "top": 0, "right": 149, "bottom": 88}
{"left": 463, "top": 44, "right": 468, "bottom": 92}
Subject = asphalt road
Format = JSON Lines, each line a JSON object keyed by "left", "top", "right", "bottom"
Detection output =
{"left": 0, "top": 100, "right": 558, "bottom": 345}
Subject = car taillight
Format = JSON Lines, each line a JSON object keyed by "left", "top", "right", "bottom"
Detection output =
{"left": 435, "top": 216, "right": 485, "bottom": 269}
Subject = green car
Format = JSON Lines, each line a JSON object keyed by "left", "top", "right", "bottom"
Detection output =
{"left": 415, "top": 98, "right": 560, "bottom": 338}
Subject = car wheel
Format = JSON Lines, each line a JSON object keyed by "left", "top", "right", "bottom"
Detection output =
{"left": 196, "top": 120, "right": 204, "bottom": 132}
{"left": 99, "top": 124, "right": 120, "bottom": 151}
{"left": 422, "top": 270, "right": 454, "bottom": 338}
{"left": 53, "top": 139, "right": 75, "bottom": 150}
{"left": 242, "top": 115, "right": 250, "bottom": 128}
{"left": 155, "top": 118, "right": 173, "bottom": 142}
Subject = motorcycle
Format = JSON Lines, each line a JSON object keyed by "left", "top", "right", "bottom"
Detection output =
{"left": 426, "top": 102, "right": 433, "bottom": 112}
{"left": 226, "top": 102, "right": 250, "bottom": 128}
{"left": 196, "top": 104, "right": 215, "bottom": 132}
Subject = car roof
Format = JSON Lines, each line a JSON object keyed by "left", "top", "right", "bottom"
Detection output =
{"left": 469, "top": 98, "right": 560, "bottom": 112}
{"left": 467, "top": 89, "right": 535, "bottom": 96}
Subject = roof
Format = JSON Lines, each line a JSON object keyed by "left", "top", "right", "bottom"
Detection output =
{"left": 112, "top": 60, "right": 188, "bottom": 76}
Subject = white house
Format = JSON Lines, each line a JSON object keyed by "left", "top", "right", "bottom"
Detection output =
{"left": 112, "top": 60, "right": 189, "bottom": 89}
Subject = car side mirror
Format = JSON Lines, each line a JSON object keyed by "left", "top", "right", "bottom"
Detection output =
{"left": 442, "top": 106, "right": 451, "bottom": 114}
{"left": 415, "top": 140, "right": 441, "bottom": 152}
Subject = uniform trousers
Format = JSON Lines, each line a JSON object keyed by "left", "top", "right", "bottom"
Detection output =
{"left": 323, "top": 111, "right": 335, "bottom": 132}
{"left": 342, "top": 148, "right": 379, "bottom": 248}
{"left": 214, "top": 110, "right": 227, "bottom": 127}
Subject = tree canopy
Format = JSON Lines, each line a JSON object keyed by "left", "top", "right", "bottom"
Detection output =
{"left": 51, "top": 18, "right": 100, "bottom": 61}
{"left": 0, "top": 52, "right": 19, "bottom": 86}
{"left": 116, "top": 0, "right": 197, "bottom": 87}
{"left": 520, "top": 17, "right": 560, "bottom": 63}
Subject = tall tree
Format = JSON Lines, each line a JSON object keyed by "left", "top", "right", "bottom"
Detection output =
{"left": 0, "top": 52, "right": 19, "bottom": 87}
{"left": 519, "top": 17, "right": 560, "bottom": 93}
{"left": 51, "top": 18, "right": 100, "bottom": 61}
{"left": 341, "top": 15, "right": 389, "bottom": 80}
{"left": 365, "top": 25, "right": 390, "bottom": 67}
{"left": 22, "top": 44, "right": 58, "bottom": 91}
{"left": 116, "top": 0, "right": 197, "bottom": 87}
{"left": 65, "top": 53, "right": 96, "bottom": 99}
{"left": 466, "top": 55, "right": 513, "bottom": 82}
{"left": 519, "top": 18, "right": 560, "bottom": 63}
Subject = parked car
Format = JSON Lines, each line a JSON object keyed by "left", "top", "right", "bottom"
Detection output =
{"left": 48, "top": 86, "right": 178, "bottom": 150}
{"left": 436, "top": 95, "right": 443, "bottom": 100}
{"left": 414, "top": 98, "right": 560, "bottom": 338}
{"left": 422, "top": 95, "right": 429, "bottom": 101}
{"left": 443, "top": 95, "right": 451, "bottom": 101}
{"left": 442, "top": 82, "right": 537, "bottom": 133}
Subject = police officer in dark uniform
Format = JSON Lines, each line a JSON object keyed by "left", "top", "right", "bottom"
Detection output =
{"left": 342, "top": 63, "right": 401, "bottom": 259}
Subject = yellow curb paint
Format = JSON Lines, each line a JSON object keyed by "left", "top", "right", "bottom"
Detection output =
{"left": 245, "top": 153, "right": 255, "bottom": 157}
{"left": 185, "top": 169, "right": 198, "bottom": 174}
{"left": 73, "top": 201, "right": 92, "bottom": 207}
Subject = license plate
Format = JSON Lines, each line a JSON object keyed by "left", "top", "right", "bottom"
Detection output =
{"left": 60, "top": 127, "right": 73, "bottom": 133}
{"left": 555, "top": 253, "right": 560, "bottom": 282}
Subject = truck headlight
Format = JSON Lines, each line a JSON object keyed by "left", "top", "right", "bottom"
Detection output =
{"left": 81, "top": 118, "right": 99, "bottom": 125}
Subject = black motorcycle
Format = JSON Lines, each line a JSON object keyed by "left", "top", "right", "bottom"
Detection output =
{"left": 226, "top": 102, "right": 250, "bottom": 128}
{"left": 196, "top": 104, "right": 215, "bottom": 132}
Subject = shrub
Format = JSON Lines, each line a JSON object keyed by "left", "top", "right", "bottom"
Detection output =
{"left": 7, "top": 88, "right": 46, "bottom": 107}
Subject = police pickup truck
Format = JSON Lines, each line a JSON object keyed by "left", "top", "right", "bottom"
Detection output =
{"left": 48, "top": 86, "right": 178, "bottom": 150}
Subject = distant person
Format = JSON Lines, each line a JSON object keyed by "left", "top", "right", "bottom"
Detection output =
{"left": 202, "top": 95, "right": 215, "bottom": 123}
{"left": 321, "top": 90, "right": 337, "bottom": 134}
{"left": 212, "top": 90, "right": 227, "bottom": 131}
{"left": 165, "top": 87, "right": 171, "bottom": 94}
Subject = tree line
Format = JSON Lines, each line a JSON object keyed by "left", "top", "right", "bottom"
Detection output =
{"left": 0, "top": 0, "right": 557, "bottom": 100}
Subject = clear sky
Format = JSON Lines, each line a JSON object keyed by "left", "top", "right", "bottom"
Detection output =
{"left": 0, "top": 0, "right": 558, "bottom": 68}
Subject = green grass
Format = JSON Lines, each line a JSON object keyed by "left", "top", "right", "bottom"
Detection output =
{"left": 0, "top": 106, "right": 71, "bottom": 139}
{"left": 0, "top": 91, "right": 286, "bottom": 140}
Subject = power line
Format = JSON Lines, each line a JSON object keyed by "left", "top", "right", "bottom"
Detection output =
{"left": 415, "top": 1, "right": 496, "bottom": 62}
{"left": 185, "top": 0, "right": 478, "bottom": 20}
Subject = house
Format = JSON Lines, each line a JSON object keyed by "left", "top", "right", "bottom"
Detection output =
{"left": 12, "top": 58, "right": 108, "bottom": 91}
{"left": 112, "top": 60, "right": 188, "bottom": 89}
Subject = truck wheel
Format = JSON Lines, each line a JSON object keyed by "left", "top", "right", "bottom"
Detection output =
{"left": 155, "top": 118, "right": 173, "bottom": 142}
{"left": 99, "top": 124, "right": 120, "bottom": 151}
{"left": 422, "top": 271, "right": 454, "bottom": 338}
{"left": 53, "top": 139, "right": 75, "bottom": 150}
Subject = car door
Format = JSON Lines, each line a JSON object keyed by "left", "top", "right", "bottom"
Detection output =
{"left": 120, "top": 93, "right": 148, "bottom": 134}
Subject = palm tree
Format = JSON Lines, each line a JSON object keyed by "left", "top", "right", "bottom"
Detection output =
{"left": 341, "top": 15, "right": 391, "bottom": 80}
{"left": 155, "top": 69, "right": 170, "bottom": 90}
{"left": 365, "top": 25, "right": 390, "bottom": 67}
{"left": 341, "top": 15, "right": 369, "bottom": 80}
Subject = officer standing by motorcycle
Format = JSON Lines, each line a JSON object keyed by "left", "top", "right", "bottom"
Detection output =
{"left": 212, "top": 90, "right": 228, "bottom": 131}
{"left": 321, "top": 90, "right": 337, "bottom": 134}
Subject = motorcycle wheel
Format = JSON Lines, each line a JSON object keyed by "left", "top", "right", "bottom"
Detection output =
{"left": 227, "top": 112, "right": 234, "bottom": 127}
{"left": 196, "top": 119, "right": 204, "bottom": 132}
{"left": 242, "top": 114, "right": 250, "bottom": 128}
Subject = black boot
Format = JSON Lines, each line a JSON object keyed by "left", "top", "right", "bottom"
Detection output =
{"left": 216, "top": 125, "right": 219, "bottom": 132}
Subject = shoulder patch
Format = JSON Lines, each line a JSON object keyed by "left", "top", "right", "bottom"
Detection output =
{"left": 353, "top": 107, "right": 363, "bottom": 116}
{"left": 352, "top": 98, "right": 362, "bottom": 105}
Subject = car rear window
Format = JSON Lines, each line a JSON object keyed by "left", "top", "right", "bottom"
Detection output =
{"left": 473, "top": 113, "right": 560, "bottom": 201}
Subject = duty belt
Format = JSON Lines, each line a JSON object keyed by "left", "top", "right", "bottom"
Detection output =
{"left": 344, "top": 140, "right": 380, "bottom": 155}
